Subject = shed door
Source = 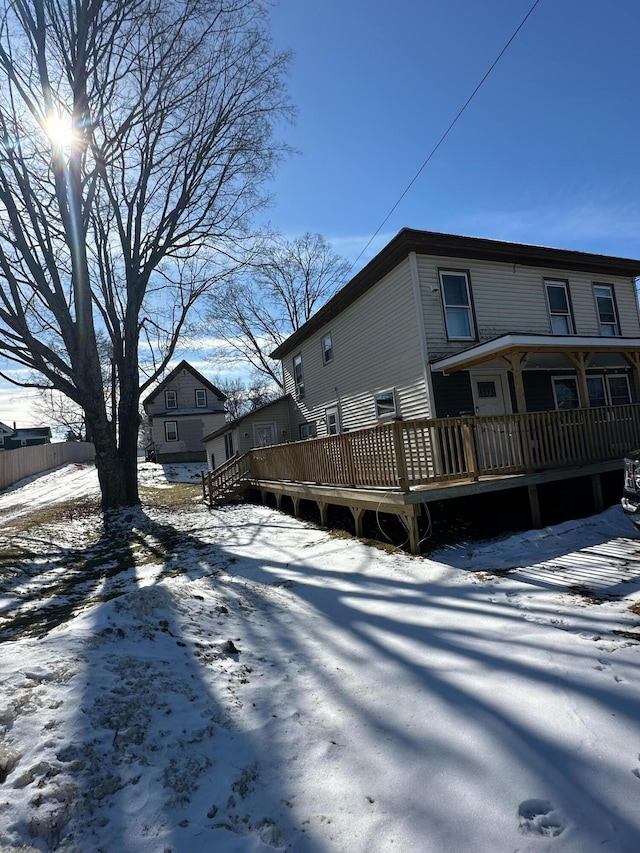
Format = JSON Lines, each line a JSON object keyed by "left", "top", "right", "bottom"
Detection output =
{"left": 254, "top": 422, "right": 276, "bottom": 447}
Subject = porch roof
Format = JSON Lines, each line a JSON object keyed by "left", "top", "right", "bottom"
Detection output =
{"left": 431, "top": 334, "right": 640, "bottom": 374}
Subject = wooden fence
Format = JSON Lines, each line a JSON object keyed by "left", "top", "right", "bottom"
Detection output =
{"left": 244, "top": 403, "right": 640, "bottom": 491}
{"left": 0, "top": 441, "right": 95, "bottom": 491}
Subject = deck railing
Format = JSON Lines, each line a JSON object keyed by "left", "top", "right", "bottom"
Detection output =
{"left": 243, "top": 403, "right": 640, "bottom": 491}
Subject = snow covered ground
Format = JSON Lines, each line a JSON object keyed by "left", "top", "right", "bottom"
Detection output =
{"left": 1, "top": 462, "right": 640, "bottom": 852}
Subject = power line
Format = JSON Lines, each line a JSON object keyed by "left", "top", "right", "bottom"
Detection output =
{"left": 349, "top": 0, "right": 543, "bottom": 273}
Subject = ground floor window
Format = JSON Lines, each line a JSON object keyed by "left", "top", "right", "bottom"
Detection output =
{"left": 374, "top": 389, "right": 397, "bottom": 419}
{"left": 552, "top": 373, "right": 632, "bottom": 410}
{"left": 165, "top": 421, "right": 178, "bottom": 441}
{"left": 299, "top": 422, "right": 317, "bottom": 439}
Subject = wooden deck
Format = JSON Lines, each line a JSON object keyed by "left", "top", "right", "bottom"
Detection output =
{"left": 202, "top": 404, "right": 639, "bottom": 552}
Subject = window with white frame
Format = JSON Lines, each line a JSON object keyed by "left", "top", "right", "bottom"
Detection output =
{"left": 593, "top": 284, "right": 620, "bottom": 336}
{"left": 439, "top": 270, "right": 475, "bottom": 340}
{"left": 195, "top": 389, "right": 207, "bottom": 408}
{"left": 588, "top": 374, "right": 631, "bottom": 407}
{"left": 299, "top": 422, "right": 317, "bottom": 439}
{"left": 321, "top": 334, "right": 333, "bottom": 364}
{"left": 325, "top": 406, "right": 339, "bottom": 435}
{"left": 545, "top": 279, "right": 574, "bottom": 334}
{"left": 374, "top": 389, "right": 397, "bottom": 419}
{"left": 293, "top": 354, "right": 304, "bottom": 397}
{"left": 165, "top": 389, "right": 177, "bottom": 409}
{"left": 552, "top": 377, "right": 580, "bottom": 410}
{"left": 165, "top": 421, "right": 178, "bottom": 441}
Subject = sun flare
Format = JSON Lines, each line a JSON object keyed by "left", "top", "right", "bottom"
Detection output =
{"left": 44, "top": 112, "right": 75, "bottom": 148}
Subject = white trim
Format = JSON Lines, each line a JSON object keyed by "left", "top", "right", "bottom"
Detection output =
{"left": 432, "top": 334, "right": 640, "bottom": 373}
{"left": 409, "top": 251, "right": 437, "bottom": 417}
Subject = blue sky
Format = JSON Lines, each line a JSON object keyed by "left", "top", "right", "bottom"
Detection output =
{"left": 3, "top": 0, "right": 640, "bottom": 426}
{"left": 265, "top": 0, "right": 640, "bottom": 261}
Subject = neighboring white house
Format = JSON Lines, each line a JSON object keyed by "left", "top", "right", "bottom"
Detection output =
{"left": 143, "top": 361, "right": 226, "bottom": 463}
{"left": 202, "top": 396, "right": 291, "bottom": 471}
{"left": 269, "top": 229, "right": 640, "bottom": 439}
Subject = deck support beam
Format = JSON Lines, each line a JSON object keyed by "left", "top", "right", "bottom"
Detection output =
{"left": 591, "top": 473, "right": 604, "bottom": 513}
{"left": 317, "top": 501, "right": 328, "bottom": 527}
{"left": 400, "top": 511, "right": 420, "bottom": 555}
{"left": 528, "top": 483, "right": 541, "bottom": 528}
{"left": 291, "top": 496, "right": 300, "bottom": 518}
{"left": 351, "top": 506, "right": 365, "bottom": 538}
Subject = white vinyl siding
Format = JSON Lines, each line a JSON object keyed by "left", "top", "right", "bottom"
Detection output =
{"left": 418, "top": 256, "right": 640, "bottom": 356}
{"left": 281, "top": 258, "right": 429, "bottom": 436}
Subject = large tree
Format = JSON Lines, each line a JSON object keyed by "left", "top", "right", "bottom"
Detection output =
{"left": 208, "top": 231, "right": 350, "bottom": 388}
{"left": 0, "top": 0, "right": 290, "bottom": 507}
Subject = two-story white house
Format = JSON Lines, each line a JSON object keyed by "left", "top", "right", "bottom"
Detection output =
{"left": 143, "top": 361, "right": 226, "bottom": 463}
{"left": 270, "top": 229, "right": 640, "bottom": 436}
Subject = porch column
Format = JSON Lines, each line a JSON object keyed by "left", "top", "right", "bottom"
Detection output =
{"left": 564, "top": 351, "right": 593, "bottom": 407}
{"left": 623, "top": 352, "right": 640, "bottom": 402}
{"left": 503, "top": 352, "right": 527, "bottom": 413}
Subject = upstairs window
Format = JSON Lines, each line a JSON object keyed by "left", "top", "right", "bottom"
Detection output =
{"left": 293, "top": 354, "right": 304, "bottom": 398}
{"left": 322, "top": 334, "right": 333, "bottom": 364}
{"left": 165, "top": 421, "right": 178, "bottom": 441}
{"left": 165, "top": 389, "right": 177, "bottom": 409}
{"left": 195, "top": 389, "right": 207, "bottom": 408}
{"left": 545, "top": 279, "right": 574, "bottom": 335}
{"left": 439, "top": 270, "right": 475, "bottom": 340}
{"left": 593, "top": 284, "right": 620, "bottom": 336}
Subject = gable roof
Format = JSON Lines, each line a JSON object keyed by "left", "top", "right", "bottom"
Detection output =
{"left": 142, "top": 360, "right": 226, "bottom": 407}
{"left": 270, "top": 228, "right": 640, "bottom": 360}
{"left": 201, "top": 395, "right": 290, "bottom": 443}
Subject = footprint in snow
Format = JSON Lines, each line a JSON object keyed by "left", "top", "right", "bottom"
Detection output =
{"left": 518, "top": 799, "right": 565, "bottom": 837}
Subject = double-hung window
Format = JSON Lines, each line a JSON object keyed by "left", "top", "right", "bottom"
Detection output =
{"left": 165, "top": 421, "right": 178, "bottom": 441}
{"left": 593, "top": 284, "right": 620, "bottom": 336}
{"left": 195, "top": 389, "right": 207, "bottom": 408}
{"left": 552, "top": 377, "right": 580, "bottom": 410}
{"left": 165, "top": 389, "right": 177, "bottom": 409}
{"left": 587, "top": 374, "right": 631, "bottom": 407}
{"left": 545, "top": 279, "right": 574, "bottom": 334}
{"left": 293, "top": 354, "right": 305, "bottom": 398}
{"left": 439, "top": 270, "right": 475, "bottom": 340}
{"left": 321, "top": 334, "right": 333, "bottom": 365}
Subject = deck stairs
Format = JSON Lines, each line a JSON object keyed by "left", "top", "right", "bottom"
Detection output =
{"left": 202, "top": 452, "right": 251, "bottom": 506}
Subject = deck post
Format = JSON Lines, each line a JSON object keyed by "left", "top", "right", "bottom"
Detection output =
{"left": 317, "top": 501, "right": 328, "bottom": 527}
{"left": 392, "top": 421, "right": 409, "bottom": 489}
{"left": 591, "top": 473, "right": 604, "bottom": 513}
{"left": 401, "top": 510, "right": 420, "bottom": 555}
{"left": 528, "top": 484, "right": 541, "bottom": 528}
{"left": 292, "top": 496, "right": 300, "bottom": 517}
{"left": 461, "top": 420, "right": 478, "bottom": 480}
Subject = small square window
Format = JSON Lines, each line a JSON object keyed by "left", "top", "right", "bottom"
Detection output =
{"left": 165, "top": 390, "right": 177, "bottom": 409}
{"left": 322, "top": 334, "right": 333, "bottom": 364}
{"left": 165, "top": 421, "right": 178, "bottom": 441}
{"left": 195, "top": 389, "right": 206, "bottom": 408}
{"left": 375, "top": 389, "right": 397, "bottom": 419}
